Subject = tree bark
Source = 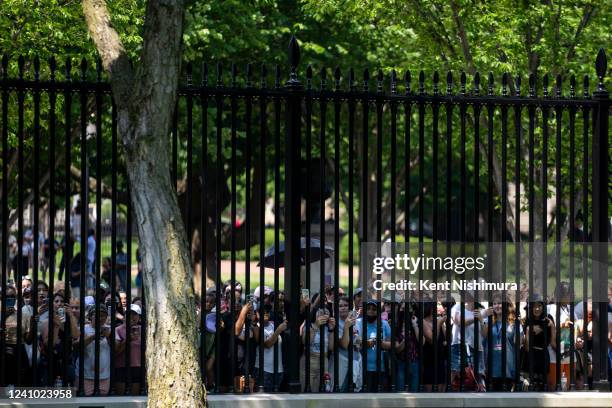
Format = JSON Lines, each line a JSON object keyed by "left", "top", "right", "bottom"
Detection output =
{"left": 82, "top": 1, "right": 205, "bottom": 407}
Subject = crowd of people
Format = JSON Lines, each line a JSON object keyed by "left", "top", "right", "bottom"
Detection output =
{"left": 197, "top": 280, "right": 612, "bottom": 393}
{"left": 1, "top": 229, "right": 611, "bottom": 395}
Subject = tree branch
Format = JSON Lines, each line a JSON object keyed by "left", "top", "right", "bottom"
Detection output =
{"left": 450, "top": 0, "right": 475, "bottom": 72}
{"left": 82, "top": 0, "right": 134, "bottom": 107}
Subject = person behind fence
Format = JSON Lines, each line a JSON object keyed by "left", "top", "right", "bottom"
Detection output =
{"left": 1, "top": 284, "right": 33, "bottom": 386}
{"left": 253, "top": 303, "right": 286, "bottom": 391}
{"left": 486, "top": 293, "right": 523, "bottom": 391}
{"left": 450, "top": 290, "right": 489, "bottom": 391}
{"left": 395, "top": 300, "right": 419, "bottom": 391}
{"left": 334, "top": 295, "right": 362, "bottom": 391}
{"left": 574, "top": 300, "right": 592, "bottom": 390}
{"left": 522, "top": 294, "right": 553, "bottom": 391}
{"left": 300, "top": 293, "right": 335, "bottom": 392}
{"left": 359, "top": 299, "right": 390, "bottom": 392}
{"left": 235, "top": 295, "right": 257, "bottom": 392}
{"left": 75, "top": 304, "right": 111, "bottom": 395}
{"left": 115, "top": 241, "right": 128, "bottom": 291}
{"left": 422, "top": 300, "right": 448, "bottom": 392}
{"left": 39, "top": 292, "right": 79, "bottom": 387}
{"left": 86, "top": 228, "right": 96, "bottom": 290}
{"left": 546, "top": 282, "right": 572, "bottom": 390}
{"left": 114, "top": 303, "right": 143, "bottom": 395}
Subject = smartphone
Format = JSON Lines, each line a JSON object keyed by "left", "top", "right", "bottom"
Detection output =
{"left": 57, "top": 307, "right": 66, "bottom": 323}
{"left": 301, "top": 288, "right": 310, "bottom": 301}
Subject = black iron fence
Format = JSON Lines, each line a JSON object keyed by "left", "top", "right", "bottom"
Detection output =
{"left": 0, "top": 37, "right": 609, "bottom": 396}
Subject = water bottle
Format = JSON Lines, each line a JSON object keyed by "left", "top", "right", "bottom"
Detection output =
{"left": 561, "top": 372, "right": 567, "bottom": 391}
{"left": 54, "top": 376, "right": 63, "bottom": 388}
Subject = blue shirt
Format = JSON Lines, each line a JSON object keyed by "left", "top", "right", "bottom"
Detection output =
{"left": 357, "top": 318, "right": 391, "bottom": 372}
{"left": 486, "top": 320, "right": 523, "bottom": 379}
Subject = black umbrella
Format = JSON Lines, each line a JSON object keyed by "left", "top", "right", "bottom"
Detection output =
{"left": 258, "top": 237, "right": 334, "bottom": 268}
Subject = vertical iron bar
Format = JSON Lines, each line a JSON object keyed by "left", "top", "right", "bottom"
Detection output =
{"left": 360, "top": 68, "right": 369, "bottom": 392}
{"left": 554, "top": 76, "right": 563, "bottom": 391}
{"left": 273, "top": 64, "right": 281, "bottom": 392}
{"left": 459, "top": 72, "right": 467, "bottom": 391}
{"left": 591, "top": 50, "right": 609, "bottom": 390}
{"left": 375, "top": 69, "right": 383, "bottom": 392}
{"left": 527, "top": 75, "right": 536, "bottom": 388}
{"left": 214, "top": 64, "right": 223, "bottom": 393}
{"left": 244, "top": 63, "right": 253, "bottom": 394}
{"left": 284, "top": 37, "right": 303, "bottom": 394}
{"left": 78, "top": 60, "right": 88, "bottom": 396}
{"left": 444, "top": 72, "right": 453, "bottom": 392}
{"left": 199, "top": 63, "right": 208, "bottom": 382}
{"left": 32, "top": 57, "right": 41, "bottom": 385}
{"left": 389, "top": 70, "right": 398, "bottom": 393}
{"left": 581, "top": 75, "right": 589, "bottom": 392}
{"left": 0, "top": 54, "right": 9, "bottom": 388}
{"left": 568, "top": 75, "right": 576, "bottom": 391}
{"left": 500, "top": 74, "right": 508, "bottom": 391}
{"left": 333, "top": 67, "right": 341, "bottom": 392}
{"left": 109, "top": 100, "right": 118, "bottom": 394}
{"left": 47, "top": 57, "right": 57, "bottom": 387}
{"left": 257, "top": 65, "right": 266, "bottom": 393}
{"left": 94, "top": 60, "right": 104, "bottom": 396}
{"left": 513, "top": 74, "right": 522, "bottom": 390}
{"left": 16, "top": 56, "right": 24, "bottom": 387}
{"left": 229, "top": 64, "right": 238, "bottom": 394}
{"left": 346, "top": 68, "right": 355, "bottom": 392}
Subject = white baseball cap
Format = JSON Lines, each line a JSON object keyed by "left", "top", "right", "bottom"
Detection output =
{"left": 130, "top": 304, "right": 142, "bottom": 315}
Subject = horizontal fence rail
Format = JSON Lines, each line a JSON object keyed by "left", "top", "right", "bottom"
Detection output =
{"left": 0, "top": 38, "right": 609, "bottom": 396}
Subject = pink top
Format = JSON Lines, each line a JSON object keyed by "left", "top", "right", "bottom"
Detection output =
{"left": 114, "top": 324, "right": 142, "bottom": 368}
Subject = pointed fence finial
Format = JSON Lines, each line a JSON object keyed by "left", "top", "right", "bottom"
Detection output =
{"left": 376, "top": 68, "right": 383, "bottom": 93}
{"left": 433, "top": 71, "right": 439, "bottom": 95}
{"left": 246, "top": 63, "right": 253, "bottom": 88}
{"left": 583, "top": 74, "right": 589, "bottom": 98}
{"left": 320, "top": 67, "right": 327, "bottom": 91}
{"left": 80, "top": 58, "right": 87, "bottom": 81}
{"left": 460, "top": 71, "right": 466, "bottom": 95}
{"left": 543, "top": 73, "right": 549, "bottom": 97}
{"left": 202, "top": 62, "right": 208, "bottom": 86}
{"left": 1, "top": 54, "right": 8, "bottom": 79}
{"left": 502, "top": 73, "right": 508, "bottom": 96}
{"left": 446, "top": 71, "right": 453, "bottom": 96}
{"left": 555, "top": 74, "right": 562, "bottom": 98}
{"left": 275, "top": 64, "right": 281, "bottom": 89}
{"left": 405, "top": 70, "right": 411, "bottom": 95}
{"left": 186, "top": 62, "right": 193, "bottom": 86}
{"left": 260, "top": 64, "right": 267, "bottom": 88}
{"left": 418, "top": 70, "right": 425, "bottom": 95}
{"left": 286, "top": 35, "right": 301, "bottom": 89}
{"left": 334, "top": 66, "right": 341, "bottom": 91}
{"left": 515, "top": 74, "right": 521, "bottom": 96}
{"left": 363, "top": 68, "right": 369, "bottom": 92}
{"left": 48, "top": 56, "right": 56, "bottom": 80}
{"left": 96, "top": 58, "right": 103, "bottom": 82}
{"left": 474, "top": 72, "right": 480, "bottom": 96}
{"left": 33, "top": 56, "right": 40, "bottom": 81}
{"left": 595, "top": 48, "right": 607, "bottom": 92}
{"left": 18, "top": 55, "right": 24, "bottom": 79}
{"left": 216, "top": 62, "right": 223, "bottom": 87}
{"left": 487, "top": 72, "right": 494, "bottom": 96}
{"left": 529, "top": 73, "right": 536, "bottom": 97}
{"left": 65, "top": 57, "right": 72, "bottom": 81}
{"left": 348, "top": 68, "right": 355, "bottom": 91}
{"left": 391, "top": 69, "right": 397, "bottom": 94}
{"left": 231, "top": 63, "right": 237, "bottom": 88}
{"left": 570, "top": 75, "right": 576, "bottom": 98}
{"left": 306, "top": 65, "right": 313, "bottom": 90}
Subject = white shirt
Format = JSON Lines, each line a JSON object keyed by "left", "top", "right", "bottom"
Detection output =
{"left": 451, "top": 303, "right": 483, "bottom": 351}
{"left": 254, "top": 323, "right": 283, "bottom": 374}
{"left": 547, "top": 304, "right": 571, "bottom": 363}
{"left": 75, "top": 324, "right": 110, "bottom": 380}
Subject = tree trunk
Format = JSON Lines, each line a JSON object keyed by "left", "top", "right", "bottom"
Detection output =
{"left": 122, "top": 132, "right": 204, "bottom": 407}
{"left": 83, "top": 1, "right": 205, "bottom": 406}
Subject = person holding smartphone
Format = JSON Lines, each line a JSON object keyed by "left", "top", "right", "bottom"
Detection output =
{"left": 39, "top": 292, "right": 79, "bottom": 387}
{"left": 114, "top": 303, "right": 143, "bottom": 395}
{"left": 300, "top": 293, "right": 336, "bottom": 392}
{"left": 2, "top": 285, "right": 33, "bottom": 386}
{"left": 358, "top": 299, "right": 391, "bottom": 392}
{"left": 336, "top": 295, "right": 362, "bottom": 391}
{"left": 75, "top": 305, "right": 111, "bottom": 395}
{"left": 253, "top": 304, "right": 286, "bottom": 391}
